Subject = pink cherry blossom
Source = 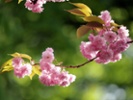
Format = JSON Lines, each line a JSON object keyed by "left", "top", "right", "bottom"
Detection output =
{"left": 39, "top": 71, "right": 53, "bottom": 86}
{"left": 39, "top": 48, "right": 76, "bottom": 87}
{"left": 41, "top": 47, "right": 54, "bottom": 63}
{"left": 12, "top": 57, "right": 23, "bottom": 68}
{"left": 88, "top": 34, "right": 95, "bottom": 42}
{"left": 59, "top": 71, "right": 76, "bottom": 87}
{"left": 80, "top": 10, "right": 131, "bottom": 64}
{"left": 45, "top": 0, "right": 66, "bottom": 2}
{"left": 104, "top": 31, "right": 117, "bottom": 43}
{"left": 118, "top": 26, "right": 129, "bottom": 39}
{"left": 39, "top": 67, "right": 76, "bottom": 87}
{"left": 96, "top": 49, "right": 113, "bottom": 64}
{"left": 99, "top": 10, "right": 113, "bottom": 26}
{"left": 60, "top": 75, "right": 76, "bottom": 87}
{"left": 111, "top": 53, "right": 122, "bottom": 62}
{"left": 40, "top": 62, "right": 55, "bottom": 71}
{"left": 25, "top": 0, "right": 66, "bottom": 13}
{"left": 113, "top": 39, "right": 129, "bottom": 54}
{"left": 69, "top": 74, "right": 76, "bottom": 83}
{"left": 14, "top": 63, "right": 32, "bottom": 78}
{"left": 80, "top": 42, "right": 97, "bottom": 60}
{"left": 91, "top": 35, "right": 106, "bottom": 50}
{"left": 25, "top": 0, "right": 46, "bottom": 13}
{"left": 50, "top": 66, "right": 61, "bottom": 75}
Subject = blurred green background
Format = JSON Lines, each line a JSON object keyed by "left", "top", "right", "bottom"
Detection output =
{"left": 0, "top": 0, "right": 133, "bottom": 100}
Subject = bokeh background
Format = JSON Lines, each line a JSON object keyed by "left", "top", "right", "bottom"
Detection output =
{"left": 0, "top": 0, "right": 133, "bottom": 100}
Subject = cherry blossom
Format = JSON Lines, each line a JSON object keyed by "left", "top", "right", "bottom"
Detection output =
{"left": 25, "top": 0, "right": 67, "bottom": 13}
{"left": 25, "top": 0, "right": 46, "bottom": 13}
{"left": 80, "top": 10, "right": 131, "bottom": 64}
{"left": 39, "top": 48, "right": 76, "bottom": 87}
{"left": 14, "top": 63, "right": 32, "bottom": 78}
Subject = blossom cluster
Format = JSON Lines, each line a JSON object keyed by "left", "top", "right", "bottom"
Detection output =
{"left": 80, "top": 10, "right": 131, "bottom": 64}
{"left": 12, "top": 48, "right": 76, "bottom": 87}
{"left": 12, "top": 57, "right": 32, "bottom": 78}
{"left": 25, "top": 0, "right": 66, "bottom": 13}
{"left": 39, "top": 48, "right": 76, "bottom": 87}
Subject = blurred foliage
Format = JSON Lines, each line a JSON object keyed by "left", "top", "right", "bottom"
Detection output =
{"left": 0, "top": 0, "right": 133, "bottom": 100}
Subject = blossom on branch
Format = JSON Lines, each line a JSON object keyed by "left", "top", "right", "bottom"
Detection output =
{"left": 39, "top": 48, "right": 76, "bottom": 87}
{"left": 80, "top": 10, "right": 131, "bottom": 64}
{"left": 25, "top": 0, "right": 67, "bottom": 13}
{"left": 25, "top": 0, "right": 46, "bottom": 13}
{"left": 12, "top": 57, "right": 32, "bottom": 78}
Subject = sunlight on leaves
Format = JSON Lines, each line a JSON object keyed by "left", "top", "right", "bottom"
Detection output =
{"left": 29, "top": 65, "right": 41, "bottom": 79}
{"left": 70, "top": 2, "right": 92, "bottom": 16}
{"left": 67, "top": 8, "right": 89, "bottom": 17}
{"left": 0, "top": 59, "right": 13, "bottom": 73}
{"left": 77, "top": 25, "right": 91, "bottom": 37}
{"left": 83, "top": 16, "right": 104, "bottom": 24}
{"left": 10, "top": 52, "right": 32, "bottom": 61}
{"left": 67, "top": 2, "right": 92, "bottom": 17}
{"left": 18, "top": 0, "right": 23, "bottom": 4}
{"left": 33, "top": 65, "right": 41, "bottom": 75}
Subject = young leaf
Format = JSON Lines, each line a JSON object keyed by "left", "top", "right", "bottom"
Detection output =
{"left": 83, "top": 16, "right": 104, "bottom": 24}
{"left": 111, "top": 22, "right": 120, "bottom": 31}
{"left": 67, "top": 8, "right": 87, "bottom": 16}
{"left": 18, "top": 0, "right": 23, "bottom": 4}
{"left": 10, "top": 52, "right": 32, "bottom": 61}
{"left": 32, "top": 65, "right": 41, "bottom": 76}
{"left": 77, "top": 25, "right": 91, "bottom": 37}
{"left": 67, "top": 8, "right": 91, "bottom": 16}
{"left": 111, "top": 22, "right": 119, "bottom": 27}
{"left": 29, "top": 71, "right": 35, "bottom": 80}
{"left": 86, "top": 22, "right": 103, "bottom": 28}
{"left": 0, "top": 59, "right": 13, "bottom": 73}
{"left": 70, "top": 2, "right": 92, "bottom": 16}
{"left": 29, "top": 65, "right": 41, "bottom": 80}
{"left": 1, "top": 65, "right": 13, "bottom": 72}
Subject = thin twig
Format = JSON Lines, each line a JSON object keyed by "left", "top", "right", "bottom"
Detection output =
{"left": 127, "top": 40, "right": 133, "bottom": 44}
{"left": 63, "top": 58, "right": 96, "bottom": 68}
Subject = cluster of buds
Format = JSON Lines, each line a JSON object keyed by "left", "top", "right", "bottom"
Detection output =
{"left": 80, "top": 11, "right": 131, "bottom": 64}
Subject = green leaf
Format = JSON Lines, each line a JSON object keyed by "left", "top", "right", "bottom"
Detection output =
{"left": 83, "top": 16, "right": 104, "bottom": 24}
{"left": 77, "top": 25, "right": 91, "bottom": 37}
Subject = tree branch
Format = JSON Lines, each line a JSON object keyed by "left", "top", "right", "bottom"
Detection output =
{"left": 127, "top": 40, "right": 133, "bottom": 44}
{"left": 63, "top": 58, "right": 96, "bottom": 68}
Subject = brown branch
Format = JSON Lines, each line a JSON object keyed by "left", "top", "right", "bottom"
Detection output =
{"left": 63, "top": 58, "right": 96, "bottom": 68}
{"left": 127, "top": 40, "right": 133, "bottom": 44}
